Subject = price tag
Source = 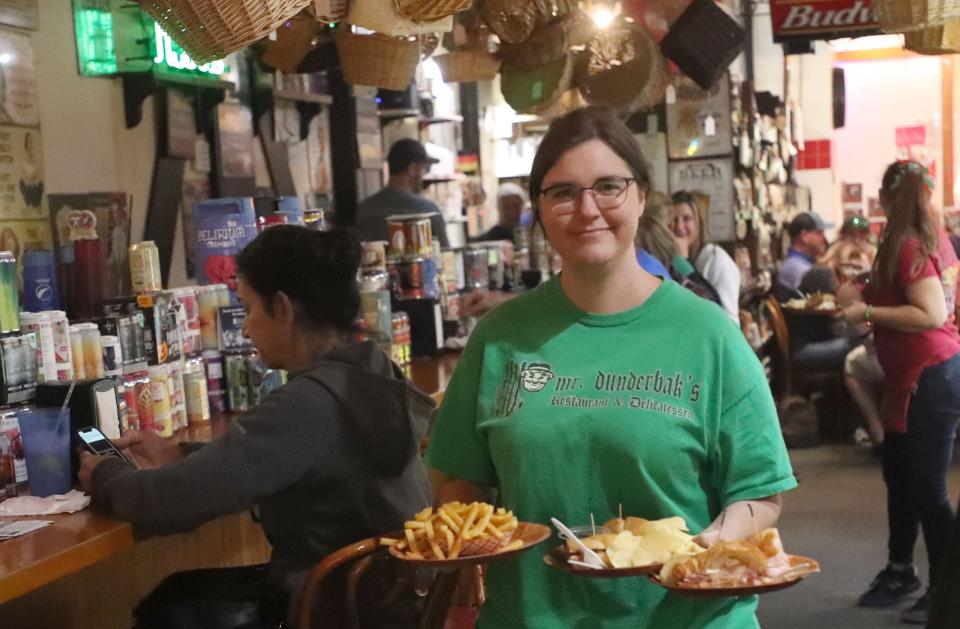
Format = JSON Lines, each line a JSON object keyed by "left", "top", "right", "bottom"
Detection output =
{"left": 665, "top": 84, "right": 677, "bottom": 105}
{"left": 704, "top": 115, "right": 717, "bottom": 137}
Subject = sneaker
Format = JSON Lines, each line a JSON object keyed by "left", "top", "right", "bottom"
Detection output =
{"left": 858, "top": 566, "right": 922, "bottom": 607}
{"left": 901, "top": 590, "right": 930, "bottom": 624}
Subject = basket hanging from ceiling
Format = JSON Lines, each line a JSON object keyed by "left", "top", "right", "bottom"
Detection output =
{"left": 310, "top": 0, "right": 350, "bottom": 22}
{"left": 335, "top": 29, "right": 420, "bottom": 91}
{"left": 394, "top": 0, "right": 472, "bottom": 23}
{"left": 349, "top": 0, "right": 453, "bottom": 35}
{"left": 435, "top": 49, "right": 501, "bottom": 82}
{"left": 261, "top": 10, "right": 319, "bottom": 72}
{"left": 139, "top": 0, "right": 313, "bottom": 64}
{"left": 874, "top": 0, "right": 960, "bottom": 33}
{"left": 576, "top": 19, "right": 668, "bottom": 113}
{"left": 500, "top": 10, "right": 596, "bottom": 72}
{"left": 478, "top": 0, "right": 577, "bottom": 45}
{"left": 500, "top": 51, "right": 574, "bottom": 114}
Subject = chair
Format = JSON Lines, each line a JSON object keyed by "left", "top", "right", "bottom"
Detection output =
{"left": 297, "top": 536, "right": 476, "bottom": 629}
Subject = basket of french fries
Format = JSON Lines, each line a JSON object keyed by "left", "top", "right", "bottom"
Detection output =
{"left": 381, "top": 501, "right": 550, "bottom": 563}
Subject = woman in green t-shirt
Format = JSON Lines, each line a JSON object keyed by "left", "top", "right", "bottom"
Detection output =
{"left": 426, "top": 107, "right": 796, "bottom": 628}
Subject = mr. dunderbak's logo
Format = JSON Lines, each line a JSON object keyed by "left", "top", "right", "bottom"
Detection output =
{"left": 494, "top": 360, "right": 555, "bottom": 417}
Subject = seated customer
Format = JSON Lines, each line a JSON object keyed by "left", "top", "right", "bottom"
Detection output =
{"left": 478, "top": 183, "right": 526, "bottom": 243}
{"left": 79, "top": 226, "right": 432, "bottom": 626}
{"left": 775, "top": 211, "right": 832, "bottom": 301}
{"left": 788, "top": 265, "right": 853, "bottom": 371}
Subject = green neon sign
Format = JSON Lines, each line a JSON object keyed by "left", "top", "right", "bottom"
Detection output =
{"left": 74, "top": 1, "right": 228, "bottom": 81}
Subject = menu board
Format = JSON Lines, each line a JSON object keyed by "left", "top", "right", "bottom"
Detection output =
{"left": 0, "top": 28, "right": 38, "bottom": 127}
{"left": 0, "top": 126, "right": 43, "bottom": 220}
{"left": 0, "top": 1, "right": 37, "bottom": 31}
{"left": 669, "top": 158, "right": 735, "bottom": 243}
{"left": 666, "top": 73, "right": 732, "bottom": 160}
{"left": 214, "top": 101, "right": 254, "bottom": 179}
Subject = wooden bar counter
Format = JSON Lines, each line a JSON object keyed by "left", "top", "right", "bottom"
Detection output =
{"left": 0, "top": 352, "right": 459, "bottom": 628}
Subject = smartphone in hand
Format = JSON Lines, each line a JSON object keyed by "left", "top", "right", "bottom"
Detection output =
{"left": 76, "top": 427, "right": 130, "bottom": 464}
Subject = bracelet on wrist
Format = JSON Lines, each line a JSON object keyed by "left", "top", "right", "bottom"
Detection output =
{"left": 864, "top": 305, "right": 873, "bottom": 323}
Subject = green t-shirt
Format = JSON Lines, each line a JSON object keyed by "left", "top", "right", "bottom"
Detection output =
{"left": 426, "top": 278, "right": 797, "bottom": 629}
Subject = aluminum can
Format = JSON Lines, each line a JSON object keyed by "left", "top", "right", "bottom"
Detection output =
{"left": 68, "top": 324, "right": 86, "bottom": 380}
{"left": 360, "top": 241, "right": 388, "bottom": 273}
{"left": 184, "top": 359, "right": 210, "bottom": 424}
{"left": 166, "top": 360, "right": 186, "bottom": 430}
{"left": 100, "top": 335, "right": 123, "bottom": 379}
{"left": 202, "top": 350, "right": 226, "bottom": 413}
{"left": 134, "top": 375, "right": 154, "bottom": 432}
{"left": 129, "top": 241, "right": 162, "bottom": 293}
{"left": 173, "top": 288, "right": 202, "bottom": 357}
{"left": 122, "top": 377, "right": 140, "bottom": 431}
{"left": 148, "top": 365, "right": 173, "bottom": 437}
{"left": 47, "top": 311, "right": 73, "bottom": 380}
{"left": 20, "top": 311, "right": 57, "bottom": 383}
{"left": 0, "top": 432, "right": 15, "bottom": 501}
{"left": 196, "top": 286, "right": 220, "bottom": 351}
{"left": 225, "top": 353, "right": 250, "bottom": 413}
{"left": 76, "top": 322, "right": 104, "bottom": 379}
{"left": 246, "top": 354, "right": 266, "bottom": 407}
{"left": 0, "top": 251, "right": 19, "bottom": 334}
{"left": 0, "top": 408, "right": 26, "bottom": 483}
{"left": 464, "top": 245, "right": 488, "bottom": 290}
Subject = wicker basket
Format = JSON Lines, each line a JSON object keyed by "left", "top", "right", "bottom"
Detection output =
{"left": 578, "top": 20, "right": 668, "bottom": 113}
{"left": 261, "top": 11, "right": 319, "bottom": 72}
{"left": 500, "top": 52, "right": 573, "bottom": 114}
{"left": 904, "top": 20, "right": 960, "bottom": 52}
{"left": 500, "top": 11, "right": 596, "bottom": 72}
{"left": 874, "top": 0, "right": 960, "bottom": 33}
{"left": 395, "top": 0, "right": 472, "bottom": 22}
{"left": 478, "top": 0, "right": 541, "bottom": 44}
{"left": 435, "top": 49, "right": 501, "bottom": 82}
{"left": 530, "top": 86, "right": 586, "bottom": 117}
{"left": 335, "top": 30, "right": 420, "bottom": 90}
{"left": 349, "top": 0, "right": 453, "bottom": 35}
{"left": 311, "top": 0, "right": 349, "bottom": 22}
{"left": 139, "top": 0, "right": 312, "bottom": 64}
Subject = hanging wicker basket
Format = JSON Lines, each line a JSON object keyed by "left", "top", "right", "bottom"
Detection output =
{"left": 261, "top": 11, "right": 320, "bottom": 72}
{"left": 529, "top": 86, "right": 586, "bottom": 117}
{"left": 500, "top": 52, "right": 574, "bottom": 114}
{"left": 335, "top": 30, "right": 420, "bottom": 91}
{"left": 139, "top": 0, "right": 312, "bottom": 64}
{"left": 349, "top": 0, "right": 453, "bottom": 35}
{"left": 904, "top": 20, "right": 960, "bottom": 52}
{"left": 394, "top": 0, "right": 472, "bottom": 23}
{"left": 500, "top": 11, "right": 596, "bottom": 72}
{"left": 576, "top": 20, "right": 668, "bottom": 113}
{"left": 874, "top": 0, "right": 960, "bottom": 33}
{"left": 311, "top": 0, "right": 350, "bottom": 22}
{"left": 435, "top": 49, "right": 501, "bottom": 82}
{"left": 478, "top": 0, "right": 541, "bottom": 44}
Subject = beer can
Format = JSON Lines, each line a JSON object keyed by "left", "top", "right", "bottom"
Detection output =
{"left": 202, "top": 350, "right": 226, "bottom": 413}
{"left": 421, "top": 257, "right": 439, "bottom": 299}
{"left": 0, "top": 408, "right": 27, "bottom": 483}
{"left": 196, "top": 286, "right": 220, "bottom": 351}
{"left": 360, "top": 241, "right": 388, "bottom": 272}
{"left": 246, "top": 354, "right": 266, "bottom": 407}
{"left": 484, "top": 242, "right": 504, "bottom": 291}
{"left": 225, "top": 353, "right": 250, "bottom": 413}
{"left": 47, "top": 311, "right": 73, "bottom": 380}
{"left": 407, "top": 216, "right": 434, "bottom": 258}
{"left": 0, "top": 251, "right": 19, "bottom": 334}
{"left": 100, "top": 335, "right": 123, "bottom": 379}
{"left": 77, "top": 322, "right": 105, "bottom": 379}
{"left": 386, "top": 217, "right": 408, "bottom": 258}
{"left": 122, "top": 377, "right": 140, "bottom": 431}
{"left": 166, "top": 360, "right": 186, "bottom": 430}
{"left": 148, "top": 365, "right": 173, "bottom": 437}
{"left": 173, "top": 288, "right": 202, "bottom": 357}
{"left": 134, "top": 375, "right": 154, "bottom": 432}
{"left": 0, "top": 432, "right": 15, "bottom": 501}
{"left": 214, "top": 283, "right": 232, "bottom": 308}
{"left": 20, "top": 312, "right": 57, "bottom": 383}
{"left": 68, "top": 324, "right": 86, "bottom": 380}
{"left": 184, "top": 359, "right": 210, "bottom": 424}
{"left": 129, "top": 241, "right": 163, "bottom": 293}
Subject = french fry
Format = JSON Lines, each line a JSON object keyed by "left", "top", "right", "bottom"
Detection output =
{"left": 470, "top": 504, "right": 494, "bottom": 540}
{"left": 496, "top": 540, "right": 524, "bottom": 553}
{"left": 389, "top": 502, "right": 518, "bottom": 561}
{"left": 380, "top": 537, "right": 400, "bottom": 546}
{"left": 415, "top": 507, "right": 433, "bottom": 522}
{"left": 460, "top": 503, "right": 481, "bottom": 540}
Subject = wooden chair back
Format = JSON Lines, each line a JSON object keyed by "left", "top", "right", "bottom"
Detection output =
{"left": 762, "top": 296, "right": 792, "bottom": 398}
{"left": 296, "top": 537, "right": 466, "bottom": 629}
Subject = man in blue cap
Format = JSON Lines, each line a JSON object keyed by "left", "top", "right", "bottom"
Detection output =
{"left": 776, "top": 211, "right": 834, "bottom": 300}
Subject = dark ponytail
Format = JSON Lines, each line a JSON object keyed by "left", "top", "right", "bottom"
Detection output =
{"left": 236, "top": 225, "right": 362, "bottom": 333}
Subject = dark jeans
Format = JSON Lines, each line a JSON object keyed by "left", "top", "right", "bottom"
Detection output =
{"left": 792, "top": 337, "right": 851, "bottom": 371}
{"left": 134, "top": 564, "right": 286, "bottom": 629}
{"left": 882, "top": 353, "right": 960, "bottom": 585}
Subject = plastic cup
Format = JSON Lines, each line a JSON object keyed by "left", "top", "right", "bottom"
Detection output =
{"left": 18, "top": 407, "right": 71, "bottom": 497}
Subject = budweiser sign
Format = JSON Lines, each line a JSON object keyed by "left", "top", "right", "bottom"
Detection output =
{"left": 770, "top": 0, "right": 880, "bottom": 43}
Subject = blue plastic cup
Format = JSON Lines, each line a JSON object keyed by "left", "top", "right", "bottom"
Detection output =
{"left": 18, "top": 407, "right": 71, "bottom": 497}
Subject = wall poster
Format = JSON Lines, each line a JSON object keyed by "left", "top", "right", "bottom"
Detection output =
{"left": 0, "top": 125, "right": 43, "bottom": 220}
{"left": 666, "top": 73, "right": 732, "bottom": 161}
{"left": 669, "top": 157, "right": 736, "bottom": 242}
{"left": 0, "top": 28, "right": 38, "bottom": 127}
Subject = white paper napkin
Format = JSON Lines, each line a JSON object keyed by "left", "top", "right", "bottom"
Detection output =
{"left": 0, "top": 490, "right": 91, "bottom": 516}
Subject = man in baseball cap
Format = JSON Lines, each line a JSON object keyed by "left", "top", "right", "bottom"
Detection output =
{"left": 478, "top": 182, "right": 528, "bottom": 243}
{"left": 776, "top": 211, "right": 834, "bottom": 299}
{"left": 355, "top": 138, "right": 449, "bottom": 247}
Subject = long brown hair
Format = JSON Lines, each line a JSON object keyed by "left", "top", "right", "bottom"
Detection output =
{"left": 873, "top": 161, "right": 938, "bottom": 293}
{"left": 671, "top": 190, "right": 708, "bottom": 259}
{"left": 636, "top": 192, "right": 677, "bottom": 266}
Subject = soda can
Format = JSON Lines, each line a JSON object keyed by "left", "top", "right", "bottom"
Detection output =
{"left": 173, "top": 288, "right": 201, "bottom": 357}
{"left": 122, "top": 377, "right": 140, "bottom": 431}
{"left": 47, "top": 311, "right": 73, "bottom": 380}
{"left": 166, "top": 360, "right": 186, "bottom": 430}
{"left": 100, "top": 335, "right": 123, "bottom": 378}
{"left": 215, "top": 284, "right": 232, "bottom": 308}
{"left": 77, "top": 322, "right": 104, "bottom": 379}
{"left": 0, "top": 408, "right": 27, "bottom": 483}
{"left": 0, "top": 251, "right": 19, "bottom": 334}
{"left": 464, "top": 245, "right": 488, "bottom": 290}
{"left": 246, "top": 354, "right": 266, "bottom": 407}
{"left": 196, "top": 286, "right": 220, "bottom": 351}
{"left": 202, "top": 350, "right": 226, "bottom": 413}
{"left": 0, "top": 432, "right": 15, "bottom": 501}
{"left": 129, "top": 241, "right": 162, "bottom": 293}
{"left": 420, "top": 257, "right": 439, "bottom": 299}
{"left": 148, "top": 365, "right": 173, "bottom": 437}
{"left": 184, "top": 359, "right": 210, "bottom": 424}
{"left": 20, "top": 312, "right": 57, "bottom": 383}
{"left": 68, "top": 324, "right": 86, "bottom": 380}
{"left": 225, "top": 353, "right": 250, "bottom": 413}
{"left": 134, "top": 375, "right": 154, "bottom": 432}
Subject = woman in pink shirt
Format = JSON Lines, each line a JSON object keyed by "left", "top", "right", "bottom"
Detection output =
{"left": 841, "top": 160, "right": 960, "bottom": 624}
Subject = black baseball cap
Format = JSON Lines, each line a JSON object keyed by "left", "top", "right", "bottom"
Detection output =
{"left": 387, "top": 138, "right": 439, "bottom": 174}
{"left": 787, "top": 211, "right": 834, "bottom": 238}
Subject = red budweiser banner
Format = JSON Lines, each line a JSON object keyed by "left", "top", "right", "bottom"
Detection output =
{"left": 770, "top": 0, "right": 880, "bottom": 43}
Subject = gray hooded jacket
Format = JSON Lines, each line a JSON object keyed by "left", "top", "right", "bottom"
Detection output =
{"left": 91, "top": 341, "right": 433, "bottom": 590}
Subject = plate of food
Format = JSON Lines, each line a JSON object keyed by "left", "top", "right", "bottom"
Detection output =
{"left": 650, "top": 528, "right": 820, "bottom": 597}
{"left": 543, "top": 516, "right": 704, "bottom": 578}
{"left": 783, "top": 293, "right": 839, "bottom": 315}
{"left": 381, "top": 501, "right": 551, "bottom": 567}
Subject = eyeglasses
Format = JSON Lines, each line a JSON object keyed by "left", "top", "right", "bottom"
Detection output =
{"left": 538, "top": 176, "right": 636, "bottom": 215}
